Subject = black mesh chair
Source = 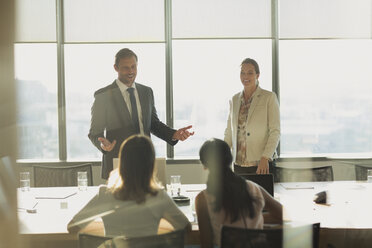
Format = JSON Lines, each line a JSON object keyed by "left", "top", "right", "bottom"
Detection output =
{"left": 240, "top": 174, "right": 274, "bottom": 196}
{"left": 33, "top": 163, "right": 93, "bottom": 187}
{"left": 354, "top": 164, "right": 372, "bottom": 181}
{"left": 220, "top": 223, "right": 320, "bottom": 248}
{"left": 102, "top": 230, "right": 185, "bottom": 248}
{"left": 79, "top": 233, "right": 113, "bottom": 248}
{"left": 275, "top": 166, "right": 334, "bottom": 182}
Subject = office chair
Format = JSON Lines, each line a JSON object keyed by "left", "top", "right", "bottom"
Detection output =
{"left": 33, "top": 163, "right": 93, "bottom": 187}
{"left": 354, "top": 164, "right": 372, "bottom": 181}
{"left": 102, "top": 229, "right": 184, "bottom": 248}
{"left": 220, "top": 223, "right": 320, "bottom": 248}
{"left": 275, "top": 166, "right": 334, "bottom": 182}
{"left": 240, "top": 174, "right": 274, "bottom": 196}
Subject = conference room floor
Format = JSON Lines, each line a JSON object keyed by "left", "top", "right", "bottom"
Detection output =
{"left": 18, "top": 181, "right": 372, "bottom": 248}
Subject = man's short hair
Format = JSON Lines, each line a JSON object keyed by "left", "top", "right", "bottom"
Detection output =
{"left": 115, "top": 48, "right": 138, "bottom": 66}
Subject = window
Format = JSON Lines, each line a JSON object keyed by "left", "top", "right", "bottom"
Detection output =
{"left": 173, "top": 39, "right": 272, "bottom": 157}
{"left": 172, "top": 0, "right": 271, "bottom": 38}
{"left": 65, "top": 44, "right": 166, "bottom": 159}
{"left": 280, "top": 0, "right": 372, "bottom": 39}
{"left": 14, "top": 0, "right": 372, "bottom": 161}
{"left": 278, "top": 0, "right": 372, "bottom": 157}
{"left": 15, "top": 44, "right": 59, "bottom": 159}
{"left": 15, "top": 0, "right": 56, "bottom": 42}
{"left": 64, "top": 0, "right": 164, "bottom": 42}
{"left": 279, "top": 40, "right": 372, "bottom": 156}
{"left": 172, "top": 0, "right": 272, "bottom": 157}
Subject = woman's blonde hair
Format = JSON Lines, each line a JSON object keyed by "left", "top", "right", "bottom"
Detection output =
{"left": 108, "top": 135, "right": 161, "bottom": 203}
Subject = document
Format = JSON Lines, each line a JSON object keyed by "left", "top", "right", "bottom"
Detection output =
{"left": 280, "top": 183, "right": 315, "bottom": 190}
{"left": 34, "top": 188, "right": 77, "bottom": 199}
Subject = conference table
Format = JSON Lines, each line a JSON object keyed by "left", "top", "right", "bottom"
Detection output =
{"left": 276, "top": 181, "right": 372, "bottom": 248}
{"left": 18, "top": 181, "right": 372, "bottom": 248}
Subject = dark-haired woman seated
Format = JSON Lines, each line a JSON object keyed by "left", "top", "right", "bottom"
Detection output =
{"left": 68, "top": 135, "right": 190, "bottom": 237}
{"left": 195, "top": 138, "right": 282, "bottom": 248}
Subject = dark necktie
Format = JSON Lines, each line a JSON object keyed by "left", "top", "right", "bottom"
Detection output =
{"left": 127, "top": 88, "right": 140, "bottom": 134}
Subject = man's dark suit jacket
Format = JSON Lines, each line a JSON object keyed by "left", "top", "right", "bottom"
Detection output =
{"left": 88, "top": 81, "right": 177, "bottom": 179}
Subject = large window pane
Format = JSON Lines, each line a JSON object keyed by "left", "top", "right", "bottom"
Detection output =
{"left": 280, "top": 0, "right": 372, "bottom": 38}
{"left": 173, "top": 39, "right": 272, "bottom": 158}
{"left": 15, "top": 44, "right": 59, "bottom": 159}
{"left": 15, "top": 0, "right": 56, "bottom": 42}
{"left": 280, "top": 40, "right": 372, "bottom": 157}
{"left": 173, "top": 0, "right": 271, "bottom": 38}
{"left": 65, "top": 44, "right": 166, "bottom": 159}
{"left": 64, "top": 0, "right": 164, "bottom": 42}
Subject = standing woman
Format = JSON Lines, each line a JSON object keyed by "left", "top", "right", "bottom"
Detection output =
{"left": 195, "top": 138, "right": 282, "bottom": 248}
{"left": 224, "top": 58, "right": 280, "bottom": 175}
{"left": 68, "top": 135, "right": 190, "bottom": 237}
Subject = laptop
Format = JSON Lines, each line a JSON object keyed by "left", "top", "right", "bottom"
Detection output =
{"left": 240, "top": 174, "right": 274, "bottom": 196}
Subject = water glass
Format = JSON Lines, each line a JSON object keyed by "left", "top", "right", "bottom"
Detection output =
{"left": 192, "top": 196, "right": 197, "bottom": 223}
{"left": 77, "top": 171, "right": 88, "bottom": 191}
{"left": 20, "top": 172, "right": 30, "bottom": 192}
{"left": 367, "top": 169, "right": 372, "bottom": 183}
{"left": 170, "top": 175, "right": 181, "bottom": 196}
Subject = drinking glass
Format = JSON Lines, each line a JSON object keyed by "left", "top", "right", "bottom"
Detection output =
{"left": 77, "top": 171, "right": 88, "bottom": 191}
{"left": 191, "top": 196, "right": 197, "bottom": 223}
{"left": 170, "top": 175, "right": 181, "bottom": 196}
{"left": 20, "top": 172, "right": 30, "bottom": 192}
{"left": 367, "top": 169, "right": 372, "bottom": 183}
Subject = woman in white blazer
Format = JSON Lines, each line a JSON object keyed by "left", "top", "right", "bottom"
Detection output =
{"left": 224, "top": 58, "right": 280, "bottom": 175}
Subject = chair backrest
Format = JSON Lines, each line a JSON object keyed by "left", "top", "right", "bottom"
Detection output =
{"left": 102, "top": 230, "right": 184, "bottom": 248}
{"left": 240, "top": 174, "right": 274, "bottom": 196}
{"left": 33, "top": 163, "right": 93, "bottom": 187}
{"left": 79, "top": 233, "right": 112, "bottom": 248}
{"left": 354, "top": 164, "right": 372, "bottom": 181}
{"left": 155, "top": 158, "right": 166, "bottom": 187}
{"left": 113, "top": 157, "right": 166, "bottom": 187}
{"left": 275, "top": 166, "right": 334, "bottom": 182}
{"left": 220, "top": 223, "right": 320, "bottom": 248}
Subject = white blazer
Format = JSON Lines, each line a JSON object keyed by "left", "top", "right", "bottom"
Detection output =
{"left": 224, "top": 86, "right": 280, "bottom": 164}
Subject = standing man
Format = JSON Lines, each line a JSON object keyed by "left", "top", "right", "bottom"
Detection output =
{"left": 89, "top": 48, "right": 194, "bottom": 179}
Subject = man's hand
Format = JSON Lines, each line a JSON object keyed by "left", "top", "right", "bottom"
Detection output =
{"left": 98, "top": 137, "right": 116, "bottom": 152}
{"left": 256, "top": 157, "right": 269, "bottom": 174}
{"left": 172, "top": 125, "right": 195, "bottom": 141}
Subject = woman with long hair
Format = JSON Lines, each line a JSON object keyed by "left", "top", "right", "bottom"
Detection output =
{"left": 68, "top": 135, "right": 190, "bottom": 237}
{"left": 195, "top": 138, "right": 282, "bottom": 248}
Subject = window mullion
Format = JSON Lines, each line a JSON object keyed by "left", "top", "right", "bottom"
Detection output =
{"left": 165, "top": 0, "right": 174, "bottom": 159}
{"left": 56, "top": 0, "right": 67, "bottom": 161}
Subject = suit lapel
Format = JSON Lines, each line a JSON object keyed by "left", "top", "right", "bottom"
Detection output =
{"left": 110, "top": 81, "right": 131, "bottom": 126}
{"left": 233, "top": 92, "right": 242, "bottom": 137}
{"left": 247, "top": 87, "right": 261, "bottom": 123}
{"left": 136, "top": 83, "right": 149, "bottom": 128}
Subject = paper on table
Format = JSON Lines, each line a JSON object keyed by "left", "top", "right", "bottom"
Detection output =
{"left": 280, "top": 183, "right": 315, "bottom": 190}
{"left": 17, "top": 193, "right": 38, "bottom": 210}
{"left": 34, "top": 188, "right": 77, "bottom": 199}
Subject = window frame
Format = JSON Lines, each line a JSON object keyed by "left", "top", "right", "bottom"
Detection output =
{"left": 15, "top": 0, "right": 372, "bottom": 165}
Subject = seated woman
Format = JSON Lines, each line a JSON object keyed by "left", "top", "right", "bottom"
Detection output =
{"left": 195, "top": 138, "right": 282, "bottom": 248}
{"left": 68, "top": 135, "right": 190, "bottom": 237}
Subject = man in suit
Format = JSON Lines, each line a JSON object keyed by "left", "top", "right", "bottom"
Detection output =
{"left": 89, "top": 48, "right": 194, "bottom": 179}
